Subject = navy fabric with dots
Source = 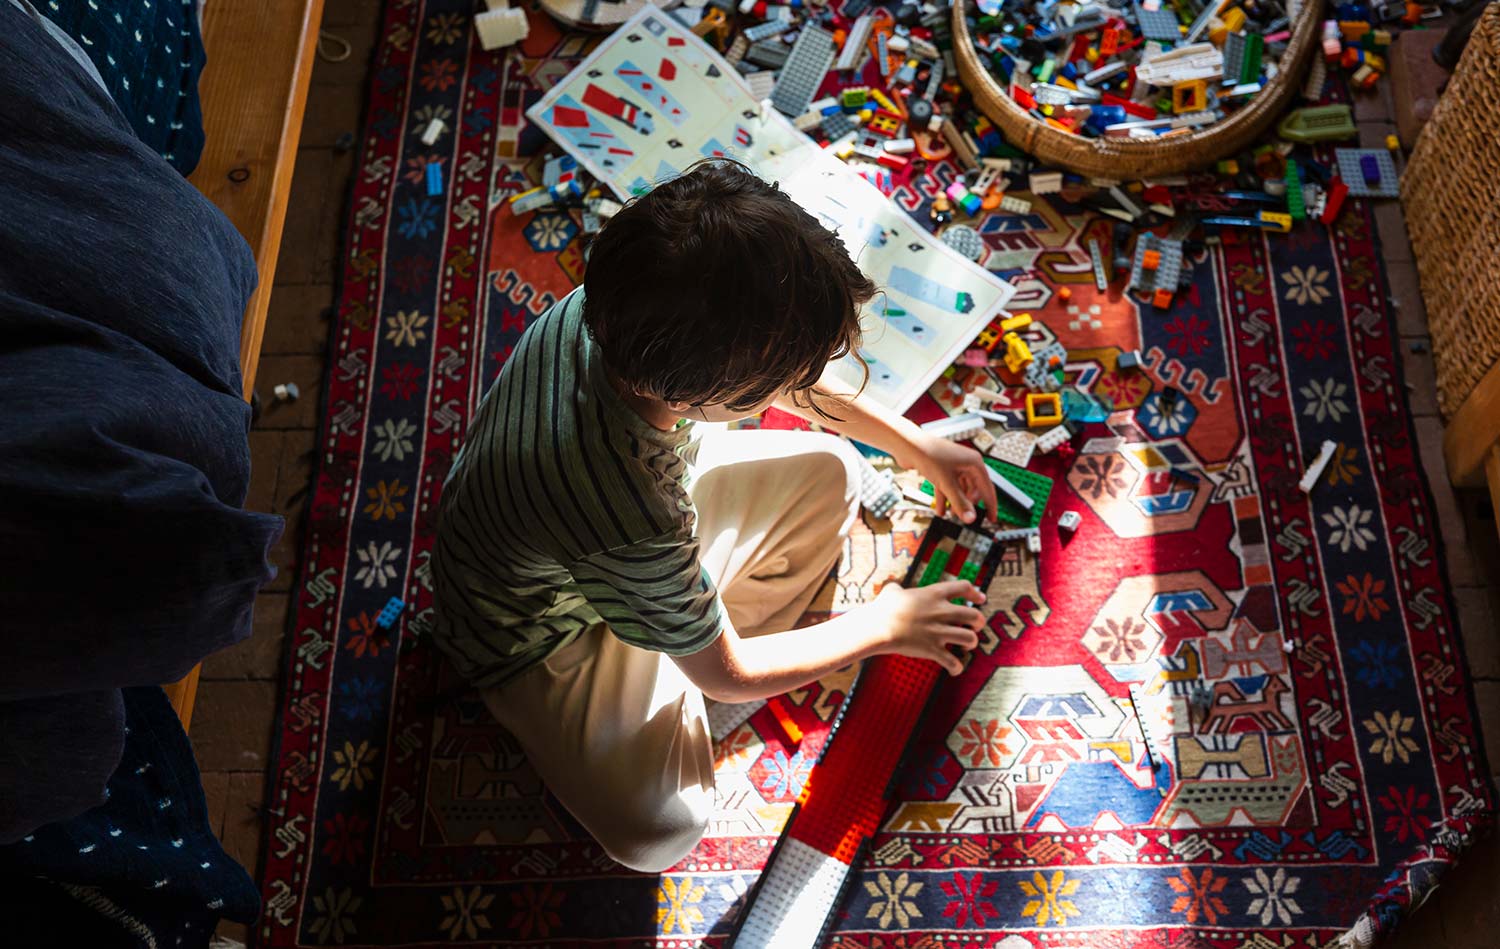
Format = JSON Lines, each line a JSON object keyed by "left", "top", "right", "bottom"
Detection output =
{"left": 37, "top": 0, "right": 208, "bottom": 175}
{"left": 0, "top": 689, "right": 260, "bottom": 945}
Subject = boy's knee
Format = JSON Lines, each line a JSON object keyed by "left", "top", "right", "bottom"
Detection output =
{"left": 596, "top": 783, "right": 711, "bottom": 873}
{"left": 801, "top": 432, "right": 861, "bottom": 510}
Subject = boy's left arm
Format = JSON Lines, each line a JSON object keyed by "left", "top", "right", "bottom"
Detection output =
{"left": 772, "top": 367, "right": 999, "bottom": 524}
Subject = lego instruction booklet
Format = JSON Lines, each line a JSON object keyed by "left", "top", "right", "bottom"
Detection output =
{"left": 527, "top": 8, "right": 1017, "bottom": 413}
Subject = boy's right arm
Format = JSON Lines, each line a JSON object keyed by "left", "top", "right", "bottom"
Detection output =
{"left": 672, "top": 581, "right": 986, "bottom": 704}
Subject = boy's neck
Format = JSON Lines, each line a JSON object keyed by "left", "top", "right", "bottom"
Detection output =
{"left": 604, "top": 371, "right": 683, "bottom": 432}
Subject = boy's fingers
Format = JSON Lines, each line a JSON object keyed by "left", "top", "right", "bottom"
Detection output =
{"left": 974, "top": 466, "right": 1000, "bottom": 518}
{"left": 931, "top": 484, "right": 947, "bottom": 517}
{"left": 929, "top": 580, "right": 985, "bottom": 603}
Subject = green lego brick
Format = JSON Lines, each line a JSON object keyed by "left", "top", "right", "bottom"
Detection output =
{"left": 1285, "top": 161, "right": 1305, "bottom": 221}
{"left": 919, "top": 548, "right": 950, "bottom": 587}
{"left": 954, "top": 560, "right": 981, "bottom": 601}
{"left": 984, "top": 458, "right": 1053, "bottom": 528}
{"left": 1241, "top": 33, "right": 1264, "bottom": 85}
{"left": 918, "top": 460, "right": 1052, "bottom": 529}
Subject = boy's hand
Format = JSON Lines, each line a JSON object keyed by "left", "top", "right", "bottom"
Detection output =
{"left": 866, "top": 581, "right": 986, "bottom": 676}
{"left": 914, "top": 434, "right": 1000, "bottom": 525}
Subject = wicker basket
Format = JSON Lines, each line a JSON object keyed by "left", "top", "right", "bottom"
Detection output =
{"left": 1401, "top": 3, "right": 1500, "bottom": 420}
{"left": 952, "top": 0, "right": 1325, "bottom": 179}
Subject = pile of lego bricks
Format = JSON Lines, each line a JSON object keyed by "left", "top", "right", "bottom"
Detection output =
{"left": 958, "top": 0, "right": 1430, "bottom": 144}
{"left": 629, "top": 1, "right": 1416, "bottom": 246}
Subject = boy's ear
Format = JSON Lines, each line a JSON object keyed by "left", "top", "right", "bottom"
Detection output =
{"left": 664, "top": 400, "right": 693, "bottom": 412}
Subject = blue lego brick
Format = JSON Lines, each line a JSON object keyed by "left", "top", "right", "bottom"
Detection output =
{"left": 376, "top": 597, "right": 406, "bottom": 630}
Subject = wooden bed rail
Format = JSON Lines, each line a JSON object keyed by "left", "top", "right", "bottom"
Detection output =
{"left": 162, "top": 0, "right": 325, "bottom": 731}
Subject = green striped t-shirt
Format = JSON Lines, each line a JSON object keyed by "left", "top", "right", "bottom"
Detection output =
{"left": 431, "top": 288, "right": 724, "bottom": 688}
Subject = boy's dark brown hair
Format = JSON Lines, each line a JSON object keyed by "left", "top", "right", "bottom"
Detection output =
{"left": 583, "top": 159, "right": 874, "bottom": 416}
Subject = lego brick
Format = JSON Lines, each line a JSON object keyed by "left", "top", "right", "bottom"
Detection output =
{"left": 1335, "top": 147, "right": 1398, "bottom": 197}
{"left": 1135, "top": 3, "right": 1183, "bottom": 42}
{"left": 941, "top": 224, "right": 985, "bottom": 261}
{"left": 771, "top": 25, "right": 836, "bottom": 117}
{"left": 1127, "top": 234, "right": 1184, "bottom": 295}
{"left": 1026, "top": 392, "right": 1063, "bottom": 427}
{"left": 987, "top": 430, "right": 1037, "bottom": 467}
{"left": 1222, "top": 31, "right": 1247, "bottom": 86}
{"left": 1034, "top": 424, "right": 1072, "bottom": 453}
{"left": 981, "top": 458, "right": 1053, "bottom": 528}
{"left": 856, "top": 453, "right": 901, "bottom": 517}
{"left": 707, "top": 698, "right": 766, "bottom": 740}
{"left": 1298, "top": 439, "right": 1338, "bottom": 492}
{"left": 734, "top": 838, "right": 853, "bottom": 949}
{"left": 919, "top": 412, "right": 986, "bottom": 442}
{"left": 987, "top": 464, "right": 1035, "bottom": 511}
{"left": 1057, "top": 510, "right": 1081, "bottom": 532}
{"left": 375, "top": 597, "right": 405, "bottom": 629}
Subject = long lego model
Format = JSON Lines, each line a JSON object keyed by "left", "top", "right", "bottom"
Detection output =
{"left": 729, "top": 518, "right": 1005, "bottom": 949}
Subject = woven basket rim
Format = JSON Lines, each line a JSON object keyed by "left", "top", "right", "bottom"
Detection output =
{"left": 952, "top": 0, "right": 1326, "bottom": 175}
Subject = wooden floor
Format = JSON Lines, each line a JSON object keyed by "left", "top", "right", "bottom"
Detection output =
{"left": 188, "top": 4, "right": 1500, "bottom": 942}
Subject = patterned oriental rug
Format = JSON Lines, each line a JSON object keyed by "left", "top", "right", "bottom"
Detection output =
{"left": 257, "top": 2, "right": 1495, "bottom": 946}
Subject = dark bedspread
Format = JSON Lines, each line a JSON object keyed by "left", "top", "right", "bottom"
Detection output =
{"left": 0, "top": 1, "right": 283, "bottom": 841}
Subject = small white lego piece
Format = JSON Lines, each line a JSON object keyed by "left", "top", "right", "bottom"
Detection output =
{"left": 1298, "top": 439, "right": 1338, "bottom": 493}
{"left": 1057, "top": 510, "right": 1081, "bottom": 533}
{"left": 420, "top": 117, "right": 446, "bottom": 145}
{"left": 971, "top": 428, "right": 997, "bottom": 453}
{"left": 474, "top": 7, "right": 529, "bottom": 50}
{"left": 273, "top": 383, "right": 300, "bottom": 402}
{"left": 999, "top": 194, "right": 1032, "bottom": 214}
{"left": 1034, "top": 425, "right": 1071, "bottom": 454}
{"left": 1027, "top": 532, "right": 1042, "bottom": 553}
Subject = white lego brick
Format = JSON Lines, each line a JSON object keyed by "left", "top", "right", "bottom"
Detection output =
{"left": 920, "top": 413, "right": 985, "bottom": 441}
{"left": 986, "top": 465, "right": 1034, "bottom": 511}
{"left": 420, "top": 117, "right": 446, "bottom": 145}
{"left": 1034, "top": 425, "right": 1071, "bottom": 454}
{"left": 988, "top": 430, "right": 1036, "bottom": 467}
{"left": 1298, "top": 439, "right": 1337, "bottom": 493}
{"left": 474, "top": 7, "right": 529, "bottom": 50}
{"left": 735, "top": 838, "right": 852, "bottom": 949}
{"left": 1027, "top": 531, "right": 1042, "bottom": 553}
{"left": 1057, "top": 510, "right": 1081, "bottom": 532}
{"left": 856, "top": 455, "right": 901, "bottom": 517}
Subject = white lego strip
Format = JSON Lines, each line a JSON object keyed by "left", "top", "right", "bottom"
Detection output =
{"left": 708, "top": 698, "right": 765, "bottom": 741}
{"left": 920, "top": 412, "right": 986, "bottom": 441}
{"left": 1298, "top": 439, "right": 1337, "bottom": 493}
{"left": 987, "top": 465, "right": 1035, "bottom": 511}
{"left": 733, "top": 838, "right": 851, "bottom": 949}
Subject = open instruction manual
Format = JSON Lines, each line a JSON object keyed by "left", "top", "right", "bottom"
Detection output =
{"left": 527, "top": 8, "right": 1017, "bottom": 413}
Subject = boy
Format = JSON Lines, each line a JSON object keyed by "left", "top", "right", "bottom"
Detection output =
{"left": 432, "top": 160, "right": 998, "bottom": 872}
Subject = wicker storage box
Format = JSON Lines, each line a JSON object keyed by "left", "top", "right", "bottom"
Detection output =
{"left": 952, "top": 0, "right": 1325, "bottom": 179}
{"left": 1401, "top": 4, "right": 1500, "bottom": 420}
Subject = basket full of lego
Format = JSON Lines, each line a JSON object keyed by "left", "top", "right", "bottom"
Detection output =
{"left": 953, "top": 0, "right": 1326, "bottom": 179}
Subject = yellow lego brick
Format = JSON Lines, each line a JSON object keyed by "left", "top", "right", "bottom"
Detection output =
{"left": 1259, "top": 210, "right": 1292, "bottom": 232}
{"left": 1002, "top": 333, "right": 1033, "bottom": 374}
{"left": 1026, "top": 392, "right": 1063, "bottom": 427}
{"left": 1000, "top": 313, "right": 1033, "bottom": 333}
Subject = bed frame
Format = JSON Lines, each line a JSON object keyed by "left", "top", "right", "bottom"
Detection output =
{"left": 161, "top": 0, "right": 326, "bottom": 731}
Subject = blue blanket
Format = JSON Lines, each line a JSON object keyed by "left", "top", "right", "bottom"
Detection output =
{"left": 0, "top": 0, "right": 282, "bottom": 843}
